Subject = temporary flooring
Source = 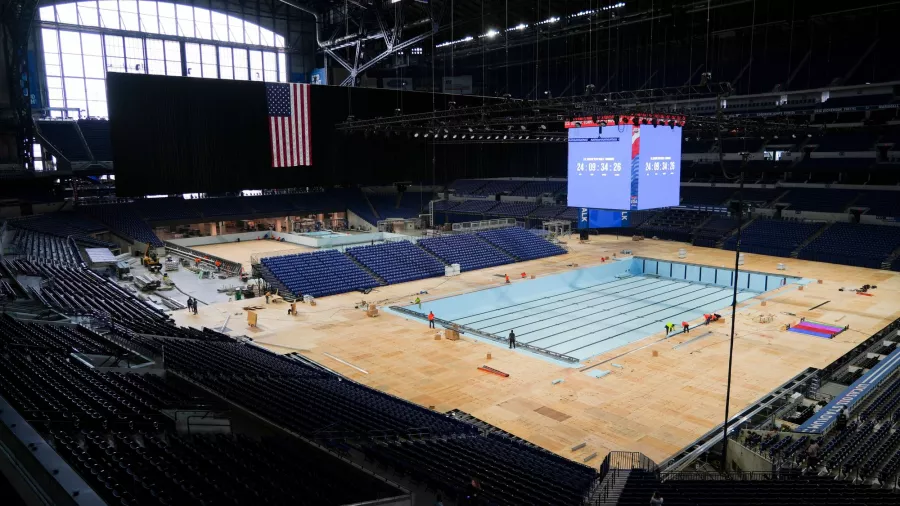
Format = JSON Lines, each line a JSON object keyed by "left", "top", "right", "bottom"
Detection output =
{"left": 171, "top": 236, "right": 900, "bottom": 464}
{"left": 190, "top": 239, "right": 314, "bottom": 272}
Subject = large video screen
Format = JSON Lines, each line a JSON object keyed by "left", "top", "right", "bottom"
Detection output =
{"left": 637, "top": 125, "right": 682, "bottom": 209}
{"left": 577, "top": 208, "right": 630, "bottom": 229}
{"left": 567, "top": 123, "right": 682, "bottom": 210}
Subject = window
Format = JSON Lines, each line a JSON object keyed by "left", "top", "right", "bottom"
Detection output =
{"left": 218, "top": 46, "right": 233, "bottom": 80}
{"left": 39, "top": 2, "right": 289, "bottom": 118}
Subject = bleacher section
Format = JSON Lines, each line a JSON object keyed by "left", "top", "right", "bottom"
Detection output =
{"left": 451, "top": 199, "right": 500, "bottom": 213}
{"left": 81, "top": 204, "right": 164, "bottom": 247}
{"left": 347, "top": 241, "right": 446, "bottom": 284}
{"left": 724, "top": 219, "right": 823, "bottom": 257}
{"left": 36, "top": 120, "right": 90, "bottom": 161}
{"left": 10, "top": 229, "right": 81, "bottom": 264}
{"left": 77, "top": 119, "right": 112, "bottom": 160}
{"left": 692, "top": 216, "right": 739, "bottom": 248}
{"left": 364, "top": 434, "right": 598, "bottom": 505}
{"left": 261, "top": 250, "right": 381, "bottom": 298}
{"left": 615, "top": 471, "right": 899, "bottom": 506}
{"left": 418, "top": 234, "right": 515, "bottom": 271}
{"left": 779, "top": 188, "right": 858, "bottom": 212}
{"left": 476, "top": 227, "right": 566, "bottom": 261}
{"left": 486, "top": 201, "right": 538, "bottom": 217}
{"left": 0, "top": 320, "right": 406, "bottom": 506}
{"left": 637, "top": 209, "right": 711, "bottom": 242}
{"left": 679, "top": 186, "right": 735, "bottom": 206}
{"left": 798, "top": 222, "right": 900, "bottom": 268}
{"left": 511, "top": 180, "right": 565, "bottom": 197}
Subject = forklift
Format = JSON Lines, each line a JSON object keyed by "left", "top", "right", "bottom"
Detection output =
{"left": 141, "top": 244, "right": 162, "bottom": 273}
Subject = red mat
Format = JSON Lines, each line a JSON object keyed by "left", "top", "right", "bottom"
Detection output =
{"left": 794, "top": 324, "right": 835, "bottom": 336}
{"left": 857, "top": 292, "right": 874, "bottom": 296}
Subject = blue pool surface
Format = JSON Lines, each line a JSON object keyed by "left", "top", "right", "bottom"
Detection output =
{"left": 401, "top": 258, "right": 799, "bottom": 363}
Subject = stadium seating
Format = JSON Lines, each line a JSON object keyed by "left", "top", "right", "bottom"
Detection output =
{"left": 614, "top": 470, "right": 899, "bottom": 506}
{"left": 346, "top": 241, "right": 446, "bottom": 284}
{"left": 474, "top": 180, "right": 526, "bottom": 196}
{"left": 451, "top": 199, "right": 500, "bottom": 213}
{"left": 81, "top": 204, "right": 164, "bottom": 247}
{"left": 637, "top": 209, "right": 711, "bottom": 242}
{"left": 810, "top": 131, "right": 876, "bottom": 151}
{"left": 10, "top": 212, "right": 107, "bottom": 237}
{"left": 485, "top": 201, "right": 539, "bottom": 217}
{"left": 476, "top": 227, "right": 567, "bottom": 261}
{"left": 0, "top": 314, "right": 404, "bottom": 506}
{"left": 859, "top": 190, "right": 900, "bottom": 217}
{"left": 449, "top": 179, "right": 488, "bottom": 195}
{"left": 36, "top": 120, "right": 91, "bottom": 161}
{"left": 0, "top": 314, "right": 123, "bottom": 355}
{"left": 77, "top": 119, "right": 113, "bottom": 160}
{"left": 798, "top": 222, "right": 900, "bottom": 268}
{"left": 779, "top": 188, "right": 858, "bottom": 212}
{"left": 723, "top": 219, "right": 823, "bottom": 257}
{"left": 511, "top": 180, "right": 566, "bottom": 197}
{"left": 692, "top": 216, "right": 739, "bottom": 247}
{"left": 528, "top": 205, "right": 567, "bottom": 219}
{"left": 364, "top": 434, "right": 597, "bottom": 505}
{"left": 556, "top": 207, "right": 580, "bottom": 220}
{"left": 261, "top": 249, "right": 381, "bottom": 297}
{"left": 418, "top": 234, "right": 515, "bottom": 271}
{"left": 190, "top": 373, "right": 476, "bottom": 438}
{"left": 11, "top": 229, "right": 81, "bottom": 264}
{"left": 679, "top": 186, "right": 736, "bottom": 206}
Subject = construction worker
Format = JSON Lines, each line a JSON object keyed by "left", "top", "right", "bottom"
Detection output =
{"left": 428, "top": 311, "right": 435, "bottom": 329}
{"left": 505, "top": 274, "right": 510, "bottom": 284}
{"left": 415, "top": 296, "right": 421, "bottom": 309}
{"left": 704, "top": 313, "right": 712, "bottom": 325}
{"left": 682, "top": 321, "right": 690, "bottom": 333}
{"left": 265, "top": 291, "right": 271, "bottom": 304}
{"left": 521, "top": 272, "right": 526, "bottom": 279}
{"left": 215, "top": 260, "right": 221, "bottom": 272}
{"left": 508, "top": 330, "right": 516, "bottom": 349}
{"left": 666, "top": 322, "right": 675, "bottom": 334}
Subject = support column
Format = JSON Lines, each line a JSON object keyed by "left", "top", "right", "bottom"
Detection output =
{"left": 275, "top": 219, "right": 282, "bottom": 232}
{"left": 210, "top": 222, "right": 218, "bottom": 236}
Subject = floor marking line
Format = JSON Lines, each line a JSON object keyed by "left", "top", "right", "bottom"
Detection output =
{"left": 322, "top": 352, "right": 369, "bottom": 374}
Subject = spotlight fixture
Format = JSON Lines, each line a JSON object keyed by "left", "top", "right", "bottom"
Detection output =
{"left": 520, "top": 125, "right": 527, "bottom": 131}
{"left": 452, "top": 134, "right": 457, "bottom": 139}
{"left": 414, "top": 132, "right": 419, "bottom": 138}
{"left": 539, "top": 124, "right": 547, "bottom": 130}
{"left": 503, "top": 135, "right": 508, "bottom": 139}
{"left": 424, "top": 133, "right": 430, "bottom": 138}
{"left": 468, "top": 127, "right": 474, "bottom": 132}
{"left": 443, "top": 134, "right": 448, "bottom": 138}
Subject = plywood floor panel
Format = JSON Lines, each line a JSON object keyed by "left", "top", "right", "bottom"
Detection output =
{"left": 172, "top": 236, "right": 900, "bottom": 464}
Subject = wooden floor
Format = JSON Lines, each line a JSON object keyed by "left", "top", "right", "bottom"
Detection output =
{"left": 172, "top": 236, "right": 900, "bottom": 464}
{"left": 191, "top": 240, "right": 314, "bottom": 272}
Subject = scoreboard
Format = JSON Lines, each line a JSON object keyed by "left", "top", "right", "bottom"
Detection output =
{"left": 567, "top": 124, "right": 682, "bottom": 210}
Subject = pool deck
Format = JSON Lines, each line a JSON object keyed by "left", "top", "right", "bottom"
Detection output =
{"left": 172, "top": 236, "right": 900, "bottom": 464}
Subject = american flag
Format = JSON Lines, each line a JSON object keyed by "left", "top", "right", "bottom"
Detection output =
{"left": 266, "top": 83, "right": 311, "bottom": 167}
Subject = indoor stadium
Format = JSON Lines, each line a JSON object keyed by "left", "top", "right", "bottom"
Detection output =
{"left": 2, "top": 1, "right": 900, "bottom": 505}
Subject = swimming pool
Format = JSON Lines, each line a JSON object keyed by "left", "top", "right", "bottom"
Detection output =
{"left": 395, "top": 258, "right": 800, "bottom": 363}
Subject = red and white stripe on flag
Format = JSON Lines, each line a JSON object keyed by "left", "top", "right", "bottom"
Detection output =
{"left": 268, "top": 83, "right": 311, "bottom": 167}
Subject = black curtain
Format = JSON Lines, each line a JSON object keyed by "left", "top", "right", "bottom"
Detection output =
{"left": 108, "top": 73, "right": 270, "bottom": 196}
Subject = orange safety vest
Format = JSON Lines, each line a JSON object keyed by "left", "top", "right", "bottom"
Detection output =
{"left": 428, "top": 313, "right": 434, "bottom": 321}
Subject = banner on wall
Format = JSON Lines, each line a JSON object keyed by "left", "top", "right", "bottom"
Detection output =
{"left": 310, "top": 68, "right": 327, "bottom": 85}
{"left": 383, "top": 77, "right": 412, "bottom": 90}
{"left": 443, "top": 75, "right": 473, "bottom": 95}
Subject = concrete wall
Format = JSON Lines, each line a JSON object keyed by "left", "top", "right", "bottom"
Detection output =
{"left": 348, "top": 209, "right": 376, "bottom": 231}
{"left": 727, "top": 439, "right": 773, "bottom": 473}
